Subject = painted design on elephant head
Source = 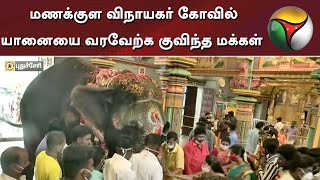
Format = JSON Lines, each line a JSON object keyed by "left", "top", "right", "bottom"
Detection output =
{"left": 85, "top": 68, "right": 165, "bottom": 135}
{"left": 70, "top": 85, "right": 138, "bottom": 133}
{"left": 148, "top": 109, "right": 163, "bottom": 135}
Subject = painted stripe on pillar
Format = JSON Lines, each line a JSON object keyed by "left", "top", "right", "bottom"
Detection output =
{"left": 172, "top": 108, "right": 183, "bottom": 135}
{"left": 166, "top": 107, "right": 173, "bottom": 126}
{"left": 240, "top": 121, "right": 246, "bottom": 142}
{"left": 307, "top": 127, "right": 315, "bottom": 148}
{"left": 313, "top": 117, "right": 320, "bottom": 148}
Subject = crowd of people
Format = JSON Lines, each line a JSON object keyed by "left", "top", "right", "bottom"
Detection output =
{"left": 0, "top": 111, "right": 319, "bottom": 180}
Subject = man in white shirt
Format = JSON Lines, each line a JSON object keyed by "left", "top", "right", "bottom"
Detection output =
{"left": 0, "top": 147, "right": 29, "bottom": 180}
{"left": 103, "top": 135, "right": 136, "bottom": 180}
{"left": 274, "top": 117, "right": 284, "bottom": 133}
{"left": 130, "top": 134, "right": 163, "bottom": 180}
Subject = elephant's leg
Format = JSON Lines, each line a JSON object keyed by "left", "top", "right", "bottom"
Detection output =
{"left": 22, "top": 123, "right": 42, "bottom": 180}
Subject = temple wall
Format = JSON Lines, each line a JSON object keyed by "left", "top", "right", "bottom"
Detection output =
{"left": 274, "top": 104, "right": 298, "bottom": 125}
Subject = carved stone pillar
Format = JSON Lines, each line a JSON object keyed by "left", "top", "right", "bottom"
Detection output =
{"left": 296, "top": 88, "right": 310, "bottom": 126}
{"left": 154, "top": 57, "right": 196, "bottom": 133}
{"left": 267, "top": 90, "right": 278, "bottom": 122}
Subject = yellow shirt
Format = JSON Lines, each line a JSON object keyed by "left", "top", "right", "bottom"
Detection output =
{"left": 35, "top": 151, "right": 62, "bottom": 180}
{"left": 162, "top": 143, "right": 184, "bottom": 180}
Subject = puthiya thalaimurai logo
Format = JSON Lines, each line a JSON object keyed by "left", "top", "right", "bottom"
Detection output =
{"left": 268, "top": 6, "right": 313, "bottom": 51}
{"left": 4, "top": 61, "right": 43, "bottom": 71}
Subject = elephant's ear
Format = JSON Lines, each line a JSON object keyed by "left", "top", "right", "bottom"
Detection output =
{"left": 70, "top": 85, "right": 137, "bottom": 130}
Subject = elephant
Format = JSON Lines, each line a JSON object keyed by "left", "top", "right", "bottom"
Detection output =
{"left": 12, "top": 58, "right": 165, "bottom": 180}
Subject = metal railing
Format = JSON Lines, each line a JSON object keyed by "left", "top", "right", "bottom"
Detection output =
{"left": 0, "top": 137, "right": 23, "bottom": 142}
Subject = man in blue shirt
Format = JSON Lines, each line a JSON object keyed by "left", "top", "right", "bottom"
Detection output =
{"left": 245, "top": 121, "right": 265, "bottom": 154}
{"left": 228, "top": 123, "right": 238, "bottom": 146}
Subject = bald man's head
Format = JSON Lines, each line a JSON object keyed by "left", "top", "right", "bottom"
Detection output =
{"left": 0, "top": 147, "right": 29, "bottom": 174}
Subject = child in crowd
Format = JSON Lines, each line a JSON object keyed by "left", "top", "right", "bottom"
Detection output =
{"left": 91, "top": 146, "right": 106, "bottom": 180}
{"left": 278, "top": 129, "right": 286, "bottom": 145}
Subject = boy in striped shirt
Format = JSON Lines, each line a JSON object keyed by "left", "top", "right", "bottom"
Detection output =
{"left": 258, "top": 138, "right": 280, "bottom": 180}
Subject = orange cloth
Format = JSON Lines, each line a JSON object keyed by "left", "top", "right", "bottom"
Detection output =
{"left": 278, "top": 133, "right": 286, "bottom": 145}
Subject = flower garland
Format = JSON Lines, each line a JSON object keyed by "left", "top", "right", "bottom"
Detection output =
{"left": 91, "top": 68, "right": 162, "bottom": 100}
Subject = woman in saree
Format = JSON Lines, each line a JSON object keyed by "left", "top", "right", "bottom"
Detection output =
{"left": 211, "top": 136, "right": 232, "bottom": 174}
{"left": 169, "top": 155, "right": 228, "bottom": 180}
{"left": 228, "top": 144, "right": 257, "bottom": 180}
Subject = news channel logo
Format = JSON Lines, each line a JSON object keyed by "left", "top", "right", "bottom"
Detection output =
{"left": 268, "top": 6, "right": 313, "bottom": 51}
{"left": 4, "top": 61, "right": 43, "bottom": 71}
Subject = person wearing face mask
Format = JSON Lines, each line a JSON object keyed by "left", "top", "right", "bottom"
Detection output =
{"left": 257, "top": 138, "right": 280, "bottom": 180}
{"left": 228, "top": 145, "right": 257, "bottom": 180}
{"left": 184, "top": 126, "right": 209, "bottom": 175}
{"left": 189, "top": 120, "right": 214, "bottom": 152}
{"left": 211, "top": 136, "right": 231, "bottom": 175}
{"left": 61, "top": 144, "right": 95, "bottom": 180}
{"left": 0, "top": 147, "right": 29, "bottom": 180}
{"left": 278, "top": 153, "right": 315, "bottom": 180}
{"left": 162, "top": 131, "right": 184, "bottom": 180}
{"left": 130, "top": 134, "right": 163, "bottom": 180}
{"left": 35, "top": 131, "right": 66, "bottom": 180}
{"left": 168, "top": 155, "right": 226, "bottom": 180}
{"left": 103, "top": 134, "right": 136, "bottom": 180}
{"left": 305, "top": 148, "right": 320, "bottom": 178}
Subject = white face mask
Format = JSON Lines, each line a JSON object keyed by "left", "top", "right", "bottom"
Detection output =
{"left": 145, "top": 147, "right": 159, "bottom": 154}
{"left": 120, "top": 147, "right": 132, "bottom": 158}
{"left": 301, "top": 172, "right": 313, "bottom": 180}
{"left": 299, "top": 168, "right": 314, "bottom": 180}
{"left": 220, "top": 144, "right": 229, "bottom": 151}
{"left": 167, "top": 144, "right": 175, "bottom": 150}
{"left": 201, "top": 165, "right": 211, "bottom": 172}
{"left": 14, "top": 164, "right": 25, "bottom": 173}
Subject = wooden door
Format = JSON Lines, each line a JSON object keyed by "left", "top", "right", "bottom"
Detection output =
{"left": 181, "top": 86, "right": 198, "bottom": 136}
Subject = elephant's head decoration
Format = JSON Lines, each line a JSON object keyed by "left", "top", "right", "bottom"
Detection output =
{"left": 69, "top": 66, "right": 165, "bottom": 156}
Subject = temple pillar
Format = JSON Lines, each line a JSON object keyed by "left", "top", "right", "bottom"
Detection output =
{"left": 296, "top": 88, "right": 315, "bottom": 147}
{"left": 313, "top": 108, "right": 320, "bottom": 147}
{"left": 157, "top": 66, "right": 170, "bottom": 112}
{"left": 154, "top": 57, "right": 196, "bottom": 134}
{"left": 267, "top": 95, "right": 276, "bottom": 121}
{"left": 297, "top": 93, "right": 307, "bottom": 124}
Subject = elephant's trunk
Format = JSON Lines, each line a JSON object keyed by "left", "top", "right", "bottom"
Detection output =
{"left": 0, "top": 117, "right": 23, "bottom": 128}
